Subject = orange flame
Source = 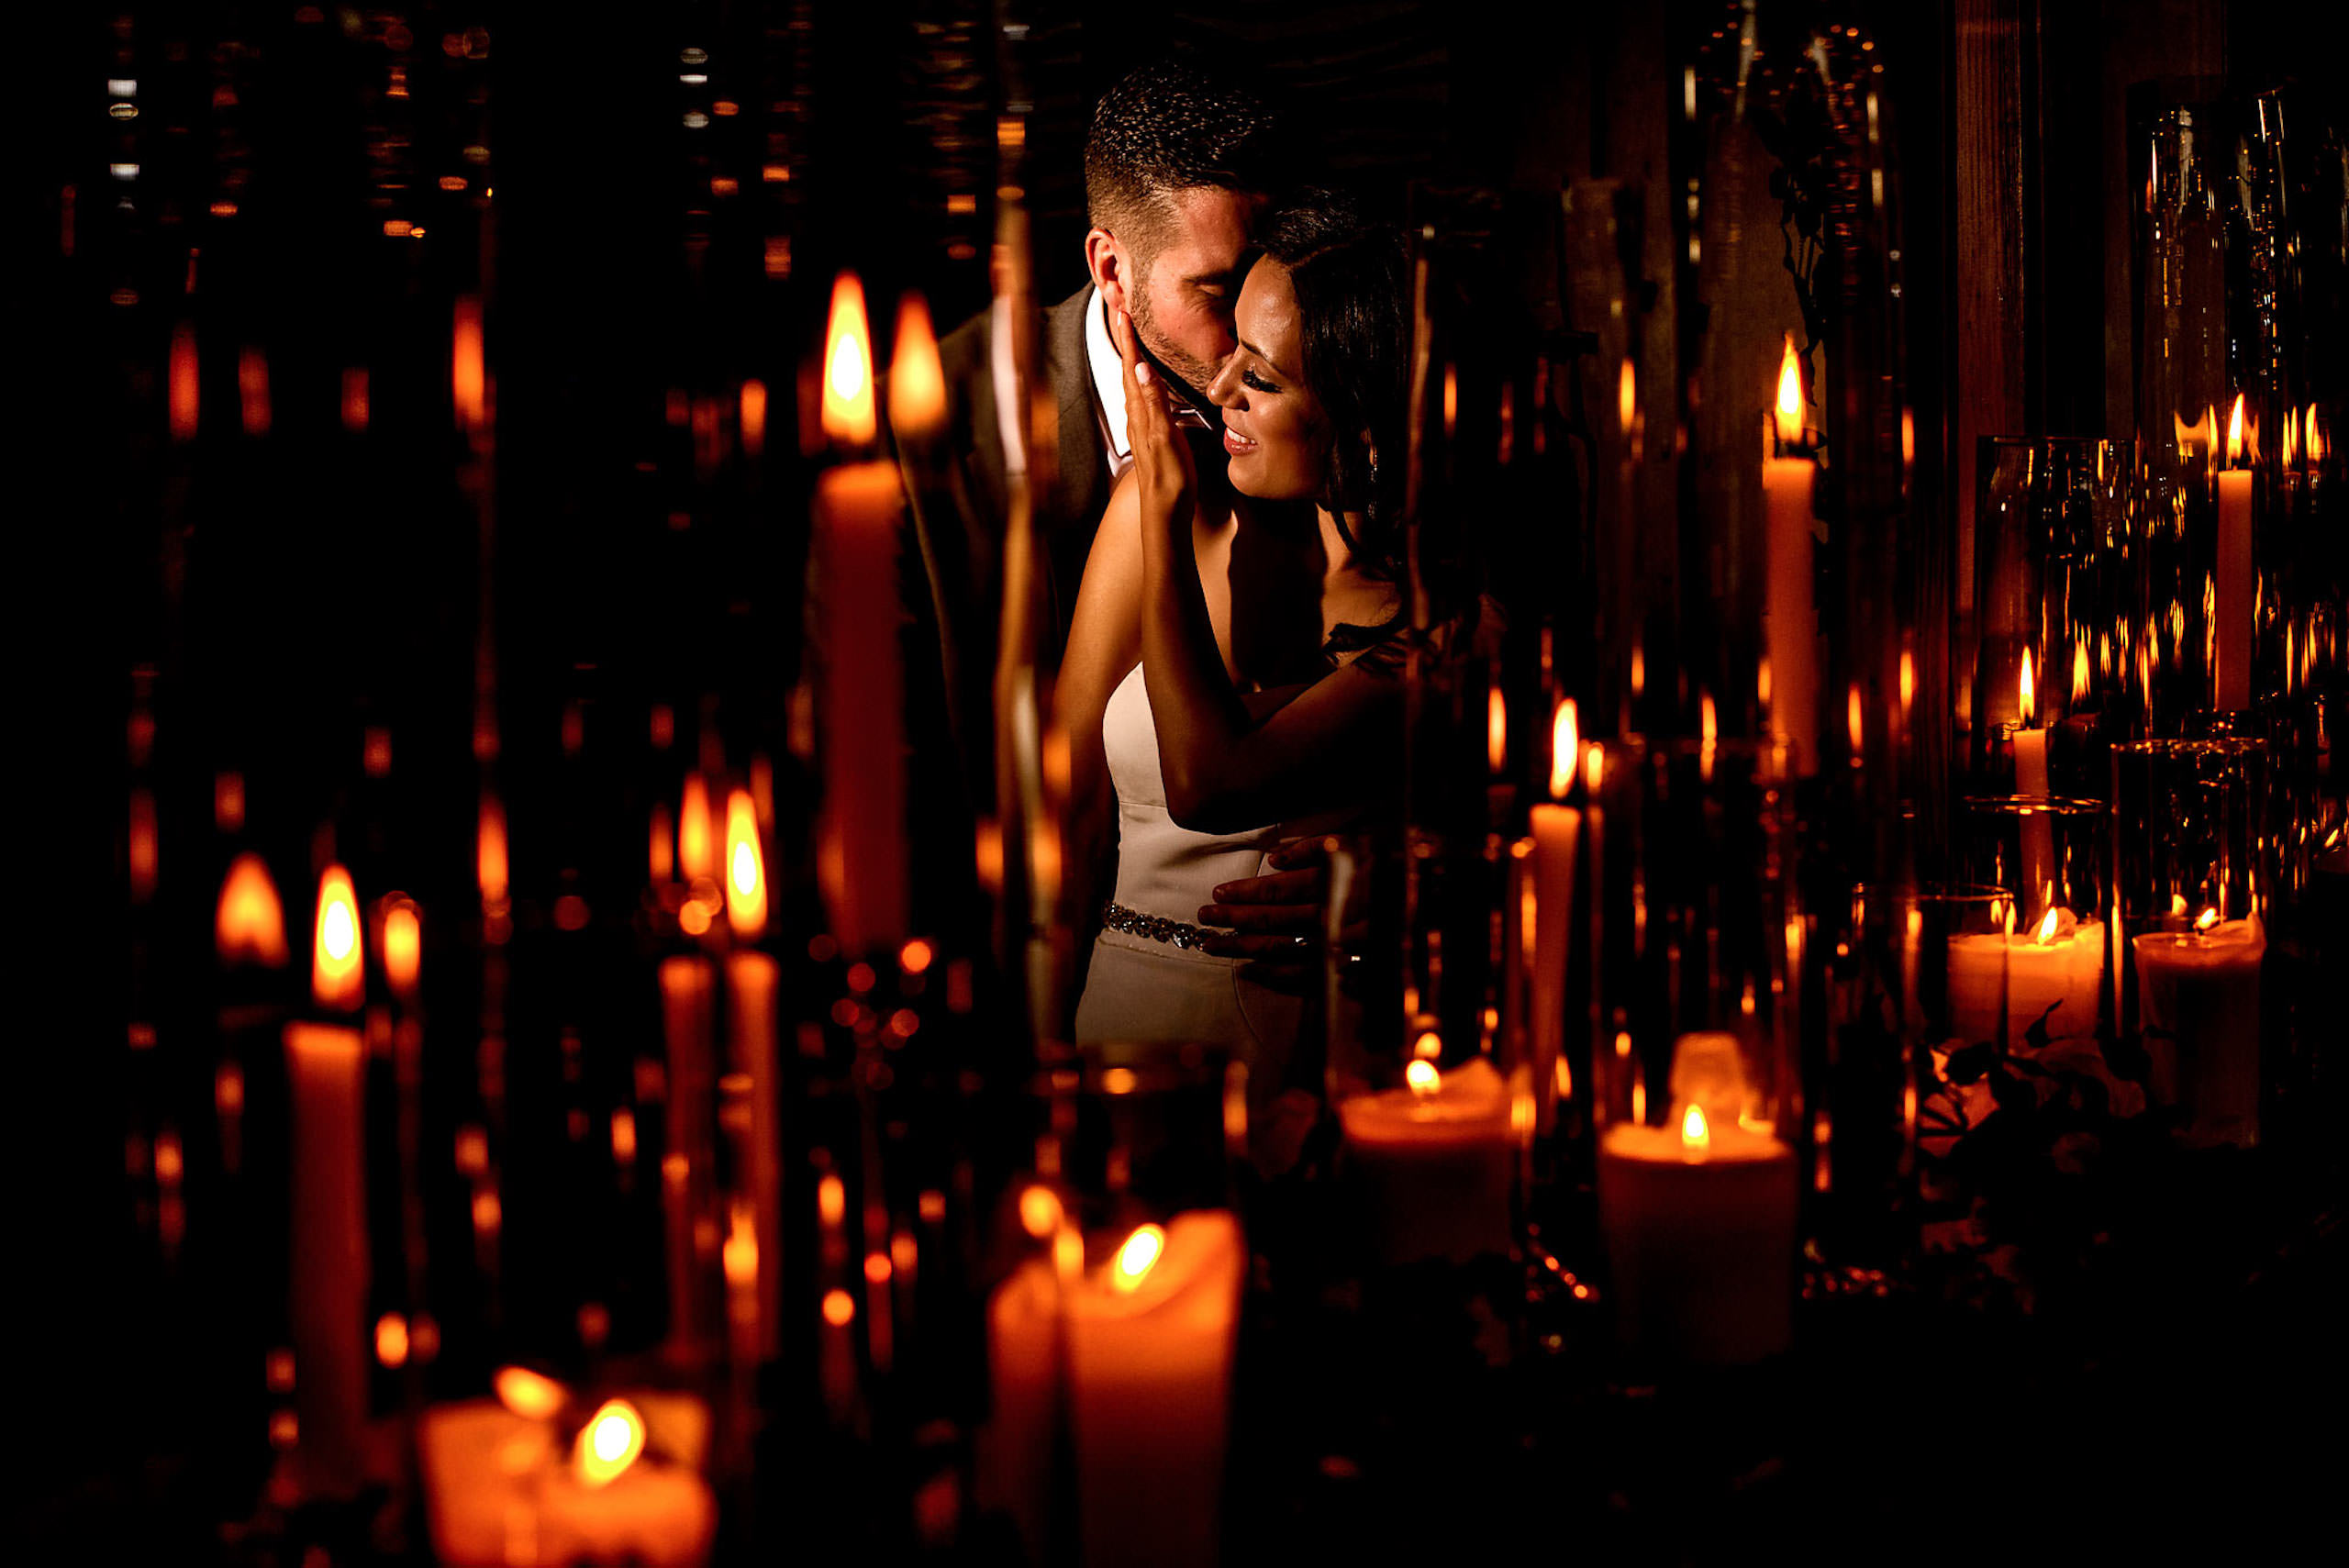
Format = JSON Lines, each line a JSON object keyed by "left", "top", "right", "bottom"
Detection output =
{"left": 573, "top": 1398, "right": 647, "bottom": 1487}
{"left": 2071, "top": 640, "right": 2090, "bottom": 705}
{"left": 1413, "top": 1030, "right": 1443, "bottom": 1062}
{"left": 495, "top": 1365, "right": 568, "bottom": 1420}
{"left": 216, "top": 853, "right": 290, "bottom": 967}
{"left": 1111, "top": 1224, "right": 1165, "bottom": 1292}
{"left": 723, "top": 788, "right": 767, "bottom": 940}
{"left": 312, "top": 865, "right": 363, "bottom": 1012}
{"left": 2307, "top": 405, "right": 2325, "bottom": 464}
{"left": 821, "top": 272, "right": 878, "bottom": 447}
{"left": 1681, "top": 1104, "right": 1710, "bottom": 1153}
{"left": 2225, "top": 394, "right": 2245, "bottom": 467}
{"left": 2019, "top": 651, "right": 2037, "bottom": 725}
{"left": 888, "top": 292, "right": 946, "bottom": 439}
{"left": 170, "top": 321, "right": 198, "bottom": 441}
{"left": 477, "top": 795, "right": 509, "bottom": 913}
{"left": 1618, "top": 357, "right": 1637, "bottom": 435}
{"left": 1773, "top": 337, "right": 1805, "bottom": 447}
{"left": 1486, "top": 684, "right": 1507, "bottom": 773}
{"left": 1406, "top": 1058, "right": 1441, "bottom": 1098}
{"left": 383, "top": 899, "right": 421, "bottom": 998}
{"left": 1018, "top": 1184, "right": 1062, "bottom": 1240}
{"left": 679, "top": 776, "right": 714, "bottom": 884}
{"left": 739, "top": 379, "right": 767, "bottom": 460}
{"left": 2194, "top": 907, "right": 2220, "bottom": 933}
{"left": 2034, "top": 907, "right": 2061, "bottom": 946}
{"left": 1549, "top": 698, "right": 1579, "bottom": 799}
{"left": 452, "top": 297, "right": 485, "bottom": 433}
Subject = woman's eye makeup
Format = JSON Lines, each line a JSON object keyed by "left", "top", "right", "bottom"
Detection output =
{"left": 1241, "top": 367, "right": 1279, "bottom": 394}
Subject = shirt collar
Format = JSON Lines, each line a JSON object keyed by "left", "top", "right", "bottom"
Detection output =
{"left": 1083, "top": 285, "right": 1132, "bottom": 462}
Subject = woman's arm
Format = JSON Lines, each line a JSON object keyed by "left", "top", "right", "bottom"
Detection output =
{"left": 1049, "top": 476, "right": 1146, "bottom": 1022}
{"left": 1116, "top": 307, "right": 1404, "bottom": 835}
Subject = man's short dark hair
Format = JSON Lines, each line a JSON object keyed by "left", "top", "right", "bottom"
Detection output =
{"left": 1084, "top": 59, "right": 1283, "bottom": 256}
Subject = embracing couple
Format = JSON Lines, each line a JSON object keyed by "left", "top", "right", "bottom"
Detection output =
{"left": 894, "top": 59, "right": 1482, "bottom": 1120}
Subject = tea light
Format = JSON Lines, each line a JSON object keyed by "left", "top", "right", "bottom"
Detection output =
{"left": 1949, "top": 906, "right": 2106, "bottom": 1049}
{"left": 2133, "top": 913, "right": 2263, "bottom": 1147}
{"left": 1598, "top": 1035, "right": 1798, "bottom": 1366}
{"left": 1337, "top": 1057, "right": 1515, "bottom": 1265}
{"left": 985, "top": 1210, "right": 1244, "bottom": 1568}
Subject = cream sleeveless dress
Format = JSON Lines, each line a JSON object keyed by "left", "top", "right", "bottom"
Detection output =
{"left": 1072, "top": 621, "right": 1398, "bottom": 1097}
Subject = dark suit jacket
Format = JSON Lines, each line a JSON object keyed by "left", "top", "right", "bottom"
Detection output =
{"left": 888, "top": 284, "right": 1115, "bottom": 821}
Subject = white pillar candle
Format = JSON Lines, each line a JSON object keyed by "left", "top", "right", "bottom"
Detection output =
{"left": 284, "top": 1020, "right": 369, "bottom": 1494}
{"left": 985, "top": 1211, "right": 1244, "bottom": 1568}
{"left": 1764, "top": 451, "right": 1819, "bottom": 775}
{"left": 1948, "top": 907, "right": 2106, "bottom": 1049}
{"left": 2133, "top": 917, "right": 2263, "bottom": 1147}
{"left": 1527, "top": 804, "right": 1578, "bottom": 1135}
{"left": 1337, "top": 1057, "right": 1515, "bottom": 1265}
{"left": 2215, "top": 396, "right": 2254, "bottom": 710}
{"left": 1598, "top": 1077, "right": 1798, "bottom": 1366}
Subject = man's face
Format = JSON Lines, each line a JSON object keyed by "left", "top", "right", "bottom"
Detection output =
{"left": 1124, "top": 185, "right": 1264, "bottom": 396}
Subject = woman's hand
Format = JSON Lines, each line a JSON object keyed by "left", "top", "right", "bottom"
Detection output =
{"left": 1113, "top": 306, "right": 1197, "bottom": 534}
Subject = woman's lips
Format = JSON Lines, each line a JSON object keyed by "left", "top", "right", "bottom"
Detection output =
{"left": 1222, "top": 426, "right": 1258, "bottom": 457}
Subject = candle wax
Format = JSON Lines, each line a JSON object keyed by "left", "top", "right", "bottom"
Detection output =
{"left": 284, "top": 1019, "right": 369, "bottom": 1496}
{"left": 1764, "top": 454, "right": 1820, "bottom": 773}
{"left": 2215, "top": 468, "right": 2254, "bottom": 711}
{"left": 816, "top": 461, "right": 910, "bottom": 954}
{"left": 1528, "top": 805, "right": 1578, "bottom": 1135}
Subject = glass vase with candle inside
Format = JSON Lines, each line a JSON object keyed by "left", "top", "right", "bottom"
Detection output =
{"left": 1586, "top": 736, "right": 1803, "bottom": 1371}
{"left": 1896, "top": 884, "right": 2020, "bottom": 1244}
{"left": 2111, "top": 737, "right": 2272, "bottom": 1146}
{"left": 1954, "top": 795, "right": 2115, "bottom": 1054}
{"left": 979, "top": 1043, "right": 1246, "bottom": 1568}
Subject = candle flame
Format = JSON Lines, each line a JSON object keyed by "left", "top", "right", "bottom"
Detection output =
{"left": 2071, "top": 640, "right": 2089, "bottom": 705}
{"left": 1899, "top": 649, "right": 1916, "bottom": 714}
{"left": 1846, "top": 684, "right": 1864, "bottom": 753}
{"left": 170, "top": 321, "right": 198, "bottom": 441}
{"left": 1773, "top": 337, "right": 1804, "bottom": 447}
{"left": 2034, "top": 907, "right": 2061, "bottom": 946}
{"left": 723, "top": 1200, "right": 758, "bottom": 1289}
{"left": 1618, "top": 356, "right": 1637, "bottom": 435}
{"left": 452, "top": 297, "right": 485, "bottom": 434}
{"left": 313, "top": 865, "right": 363, "bottom": 1012}
{"left": 1486, "top": 684, "right": 1507, "bottom": 773}
{"left": 216, "top": 853, "right": 290, "bottom": 967}
{"left": 1549, "top": 699, "right": 1578, "bottom": 798}
{"left": 1681, "top": 1103, "right": 1710, "bottom": 1152}
{"left": 1585, "top": 742, "right": 1603, "bottom": 795}
{"left": 740, "top": 378, "right": 767, "bottom": 459}
{"left": 723, "top": 788, "right": 767, "bottom": 940}
{"left": 495, "top": 1365, "right": 568, "bottom": 1421}
{"left": 821, "top": 1287, "right": 856, "bottom": 1327}
{"left": 477, "top": 795, "right": 509, "bottom": 912}
{"left": 2307, "top": 405, "right": 2324, "bottom": 464}
{"left": 2019, "top": 651, "right": 2036, "bottom": 725}
{"left": 888, "top": 292, "right": 946, "bottom": 438}
{"left": 573, "top": 1398, "right": 647, "bottom": 1488}
{"left": 1406, "top": 1058, "right": 1441, "bottom": 1098}
{"left": 679, "top": 775, "right": 714, "bottom": 884}
{"left": 383, "top": 899, "right": 421, "bottom": 997}
{"left": 818, "top": 1173, "right": 847, "bottom": 1229}
{"left": 1413, "top": 1030, "right": 1443, "bottom": 1062}
{"left": 2194, "top": 906, "right": 2219, "bottom": 932}
{"left": 821, "top": 272, "right": 878, "bottom": 447}
{"left": 1111, "top": 1223, "right": 1165, "bottom": 1291}
{"left": 2225, "top": 394, "right": 2245, "bottom": 467}
{"left": 1700, "top": 692, "right": 1718, "bottom": 749}
{"left": 1018, "top": 1184, "right": 1062, "bottom": 1240}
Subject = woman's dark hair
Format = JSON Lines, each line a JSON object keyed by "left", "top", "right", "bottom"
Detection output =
{"left": 1252, "top": 193, "right": 1411, "bottom": 585}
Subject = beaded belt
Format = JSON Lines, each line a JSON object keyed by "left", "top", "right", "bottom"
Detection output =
{"left": 1100, "top": 901, "right": 1228, "bottom": 951}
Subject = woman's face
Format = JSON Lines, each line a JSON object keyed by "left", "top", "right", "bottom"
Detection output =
{"left": 1206, "top": 258, "right": 1330, "bottom": 501}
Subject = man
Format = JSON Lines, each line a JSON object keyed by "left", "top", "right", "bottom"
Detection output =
{"left": 889, "top": 59, "right": 1283, "bottom": 837}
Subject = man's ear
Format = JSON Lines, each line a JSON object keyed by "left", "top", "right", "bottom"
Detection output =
{"left": 1085, "top": 228, "right": 1130, "bottom": 315}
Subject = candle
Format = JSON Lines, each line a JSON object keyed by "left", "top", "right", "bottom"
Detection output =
{"left": 2012, "top": 657, "right": 2054, "bottom": 917}
{"left": 722, "top": 792, "right": 781, "bottom": 1360}
{"left": 1528, "top": 797, "right": 1578, "bottom": 1138}
{"left": 1763, "top": 339, "right": 1819, "bottom": 774}
{"left": 985, "top": 1211, "right": 1244, "bottom": 1568}
{"left": 1597, "top": 1035, "right": 1798, "bottom": 1366}
{"left": 1338, "top": 1057, "right": 1515, "bottom": 1265}
{"left": 419, "top": 1387, "right": 716, "bottom": 1568}
{"left": 660, "top": 956, "right": 719, "bottom": 1365}
{"left": 284, "top": 863, "right": 370, "bottom": 1496}
{"left": 1949, "top": 906, "right": 2106, "bottom": 1050}
{"left": 2215, "top": 395, "right": 2254, "bottom": 711}
{"left": 815, "top": 272, "right": 910, "bottom": 955}
{"left": 2132, "top": 914, "right": 2262, "bottom": 1147}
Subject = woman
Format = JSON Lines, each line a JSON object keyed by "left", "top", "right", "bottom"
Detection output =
{"left": 1056, "top": 196, "right": 1447, "bottom": 1105}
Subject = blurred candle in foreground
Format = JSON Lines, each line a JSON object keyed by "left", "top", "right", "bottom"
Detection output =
{"left": 985, "top": 1211, "right": 1244, "bottom": 1568}
{"left": 1597, "top": 1033, "right": 1798, "bottom": 1367}
{"left": 284, "top": 863, "right": 369, "bottom": 1495}
{"left": 814, "top": 272, "right": 909, "bottom": 954}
